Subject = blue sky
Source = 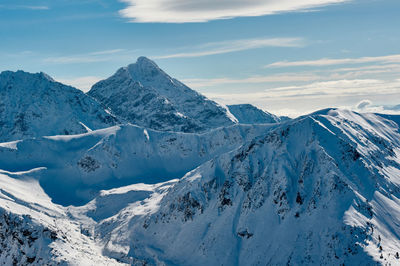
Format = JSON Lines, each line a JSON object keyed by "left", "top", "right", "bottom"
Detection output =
{"left": 1, "top": 0, "right": 399, "bottom": 116}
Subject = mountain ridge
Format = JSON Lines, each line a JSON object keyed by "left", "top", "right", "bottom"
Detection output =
{"left": 0, "top": 70, "right": 118, "bottom": 142}
{"left": 97, "top": 109, "right": 400, "bottom": 265}
{"left": 228, "top": 103, "right": 286, "bottom": 124}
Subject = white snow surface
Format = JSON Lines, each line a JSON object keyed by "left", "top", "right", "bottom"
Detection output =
{"left": 1, "top": 109, "right": 400, "bottom": 265}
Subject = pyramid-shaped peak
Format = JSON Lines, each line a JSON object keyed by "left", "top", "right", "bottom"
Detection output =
{"left": 128, "top": 56, "right": 162, "bottom": 73}
{"left": 89, "top": 56, "right": 236, "bottom": 133}
{"left": 125, "top": 56, "right": 172, "bottom": 85}
{"left": 136, "top": 56, "right": 158, "bottom": 66}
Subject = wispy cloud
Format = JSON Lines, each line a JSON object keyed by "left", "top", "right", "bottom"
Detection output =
{"left": 154, "top": 37, "right": 304, "bottom": 59}
{"left": 90, "top": 49, "right": 126, "bottom": 56}
{"left": 0, "top": 5, "right": 49, "bottom": 10}
{"left": 44, "top": 56, "right": 103, "bottom": 64}
{"left": 39, "top": 37, "right": 304, "bottom": 64}
{"left": 119, "top": 0, "right": 348, "bottom": 23}
{"left": 44, "top": 49, "right": 128, "bottom": 64}
{"left": 354, "top": 99, "right": 400, "bottom": 115}
{"left": 262, "top": 79, "right": 398, "bottom": 98}
{"left": 208, "top": 78, "right": 400, "bottom": 100}
{"left": 182, "top": 73, "right": 320, "bottom": 87}
{"left": 182, "top": 62, "right": 400, "bottom": 88}
{"left": 266, "top": 54, "right": 400, "bottom": 67}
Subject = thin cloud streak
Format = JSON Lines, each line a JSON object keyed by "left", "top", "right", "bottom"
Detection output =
{"left": 204, "top": 79, "right": 400, "bottom": 101}
{"left": 119, "top": 0, "right": 348, "bottom": 23}
{"left": 154, "top": 37, "right": 304, "bottom": 59}
{"left": 44, "top": 49, "right": 132, "bottom": 64}
{"left": 182, "top": 63, "right": 400, "bottom": 88}
{"left": 182, "top": 73, "right": 320, "bottom": 87}
{"left": 0, "top": 5, "right": 49, "bottom": 10}
{"left": 90, "top": 49, "right": 126, "bottom": 55}
{"left": 266, "top": 54, "right": 400, "bottom": 67}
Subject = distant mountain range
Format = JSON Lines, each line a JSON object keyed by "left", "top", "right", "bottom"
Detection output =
{"left": 0, "top": 57, "right": 399, "bottom": 265}
{"left": 0, "top": 57, "right": 284, "bottom": 143}
{"left": 228, "top": 103, "right": 290, "bottom": 124}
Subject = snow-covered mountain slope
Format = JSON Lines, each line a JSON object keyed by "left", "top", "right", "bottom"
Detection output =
{"left": 0, "top": 71, "right": 118, "bottom": 142}
{"left": 0, "top": 123, "right": 273, "bottom": 206}
{"left": 377, "top": 113, "right": 400, "bottom": 129}
{"left": 1, "top": 108, "right": 400, "bottom": 265}
{"left": 96, "top": 109, "right": 400, "bottom": 265}
{"left": 0, "top": 170, "right": 126, "bottom": 265}
{"left": 228, "top": 104, "right": 285, "bottom": 124}
{"left": 88, "top": 57, "right": 236, "bottom": 132}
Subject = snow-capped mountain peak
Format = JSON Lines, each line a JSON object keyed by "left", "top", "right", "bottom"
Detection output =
{"left": 128, "top": 56, "right": 163, "bottom": 78}
{"left": 125, "top": 56, "right": 180, "bottom": 94}
{"left": 88, "top": 57, "right": 236, "bottom": 132}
